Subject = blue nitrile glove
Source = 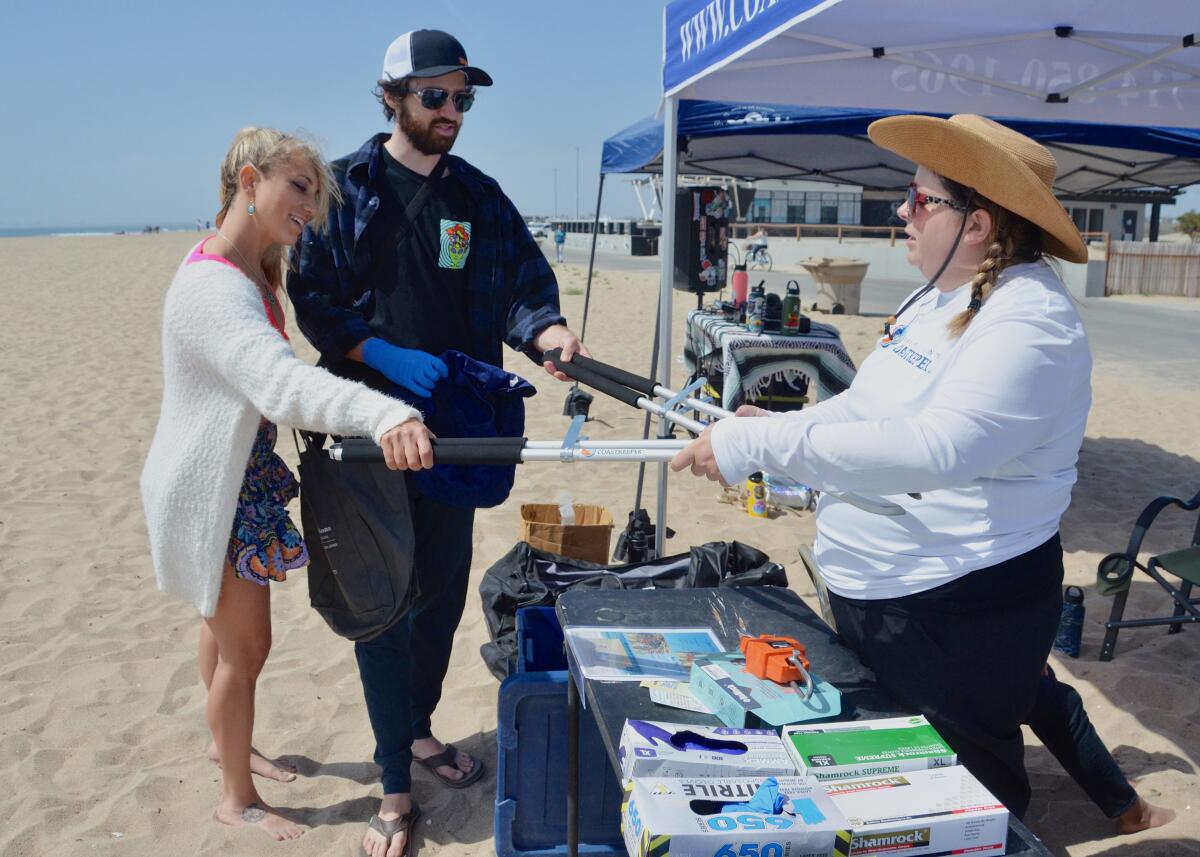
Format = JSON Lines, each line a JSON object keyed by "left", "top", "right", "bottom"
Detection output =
{"left": 722, "top": 777, "right": 789, "bottom": 815}
{"left": 361, "top": 338, "right": 448, "bottom": 398}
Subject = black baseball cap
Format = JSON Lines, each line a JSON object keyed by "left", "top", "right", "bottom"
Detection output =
{"left": 381, "top": 29, "right": 493, "bottom": 86}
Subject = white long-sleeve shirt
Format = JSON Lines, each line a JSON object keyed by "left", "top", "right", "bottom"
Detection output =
{"left": 710, "top": 261, "right": 1091, "bottom": 599}
{"left": 140, "top": 251, "right": 420, "bottom": 617}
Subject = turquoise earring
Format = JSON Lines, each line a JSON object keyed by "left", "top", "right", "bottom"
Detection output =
{"left": 247, "top": 202, "right": 256, "bottom": 215}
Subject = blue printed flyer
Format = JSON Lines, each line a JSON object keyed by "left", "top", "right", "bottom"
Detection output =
{"left": 564, "top": 627, "right": 724, "bottom": 681}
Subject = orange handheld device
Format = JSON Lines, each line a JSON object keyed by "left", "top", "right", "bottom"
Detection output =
{"left": 738, "top": 634, "right": 813, "bottom": 695}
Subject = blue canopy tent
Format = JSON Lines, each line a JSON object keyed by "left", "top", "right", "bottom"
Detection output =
{"left": 601, "top": 100, "right": 1200, "bottom": 199}
{"left": 640, "top": 0, "right": 1200, "bottom": 554}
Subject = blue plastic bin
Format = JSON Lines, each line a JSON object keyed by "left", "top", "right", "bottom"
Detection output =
{"left": 495, "top": 670, "right": 624, "bottom": 857}
{"left": 516, "top": 606, "right": 568, "bottom": 673}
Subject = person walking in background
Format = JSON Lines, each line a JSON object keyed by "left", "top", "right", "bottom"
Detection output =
{"left": 140, "top": 127, "right": 433, "bottom": 842}
{"left": 287, "top": 29, "right": 589, "bottom": 857}
{"left": 553, "top": 222, "right": 566, "bottom": 263}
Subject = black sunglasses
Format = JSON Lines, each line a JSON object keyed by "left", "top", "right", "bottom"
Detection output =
{"left": 906, "top": 183, "right": 970, "bottom": 215}
{"left": 408, "top": 86, "right": 475, "bottom": 113}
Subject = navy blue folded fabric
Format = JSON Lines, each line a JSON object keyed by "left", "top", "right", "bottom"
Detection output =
{"left": 409, "top": 350, "right": 536, "bottom": 508}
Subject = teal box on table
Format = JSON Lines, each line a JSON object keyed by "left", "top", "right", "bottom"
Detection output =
{"left": 689, "top": 652, "right": 841, "bottom": 728}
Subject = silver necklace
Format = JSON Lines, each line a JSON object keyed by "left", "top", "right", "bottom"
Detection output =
{"left": 215, "top": 231, "right": 282, "bottom": 322}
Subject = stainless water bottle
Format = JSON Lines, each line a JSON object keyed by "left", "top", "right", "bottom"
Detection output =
{"left": 1053, "top": 585, "right": 1085, "bottom": 658}
{"left": 782, "top": 281, "right": 802, "bottom": 335}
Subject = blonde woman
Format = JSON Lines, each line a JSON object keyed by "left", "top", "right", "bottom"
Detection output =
{"left": 672, "top": 115, "right": 1093, "bottom": 820}
{"left": 140, "top": 128, "right": 433, "bottom": 840}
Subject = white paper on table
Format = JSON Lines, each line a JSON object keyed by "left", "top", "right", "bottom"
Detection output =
{"left": 642, "top": 680, "right": 714, "bottom": 714}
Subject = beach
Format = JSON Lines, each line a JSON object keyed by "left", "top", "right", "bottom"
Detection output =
{"left": 0, "top": 231, "right": 1196, "bottom": 856}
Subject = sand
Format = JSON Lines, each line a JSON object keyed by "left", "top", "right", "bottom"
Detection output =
{"left": 0, "top": 232, "right": 1195, "bottom": 856}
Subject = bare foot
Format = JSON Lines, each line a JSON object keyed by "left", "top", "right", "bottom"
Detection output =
{"left": 207, "top": 741, "right": 297, "bottom": 782}
{"left": 412, "top": 736, "right": 475, "bottom": 783}
{"left": 362, "top": 794, "right": 416, "bottom": 857}
{"left": 214, "top": 800, "right": 306, "bottom": 841}
{"left": 1118, "top": 796, "right": 1177, "bottom": 834}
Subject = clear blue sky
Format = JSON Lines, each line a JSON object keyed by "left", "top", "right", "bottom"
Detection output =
{"left": 2, "top": 0, "right": 1197, "bottom": 229}
{"left": 0, "top": 0, "right": 666, "bottom": 229}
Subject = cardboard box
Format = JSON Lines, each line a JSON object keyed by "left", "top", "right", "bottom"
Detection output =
{"left": 825, "top": 767, "right": 1008, "bottom": 857}
{"left": 618, "top": 720, "right": 796, "bottom": 782}
{"left": 782, "top": 716, "right": 956, "bottom": 783}
{"left": 519, "top": 503, "right": 613, "bottom": 564}
{"left": 689, "top": 652, "right": 841, "bottom": 728}
{"left": 622, "top": 776, "right": 851, "bottom": 857}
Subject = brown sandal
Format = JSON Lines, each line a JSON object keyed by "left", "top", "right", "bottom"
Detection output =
{"left": 360, "top": 803, "right": 421, "bottom": 857}
{"left": 414, "top": 743, "right": 484, "bottom": 789}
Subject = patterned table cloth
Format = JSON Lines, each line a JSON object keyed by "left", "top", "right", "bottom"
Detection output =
{"left": 683, "top": 309, "right": 857, "bottom": 411}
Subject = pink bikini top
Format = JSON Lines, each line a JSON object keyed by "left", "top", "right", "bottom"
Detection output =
{"left": 187, "top": 239, "right": 288, "bottom": 340}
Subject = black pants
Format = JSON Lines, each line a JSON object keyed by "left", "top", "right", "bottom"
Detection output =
{"left": 829, "top": 534, "right": 1064, "bottom": 819}
{"left": 1026, "top": 665, "right": 1137, "bottom": 818}
{"left": 353, "top": 483, "right": 475, "bottom": 794}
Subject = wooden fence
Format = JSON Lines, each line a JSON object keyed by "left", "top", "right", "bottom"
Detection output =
{"left": 732, "top": 223, "right": 904, "bottom": 244}
{"left": 1106, "top": 240, "right": 1200, "bottom": 298}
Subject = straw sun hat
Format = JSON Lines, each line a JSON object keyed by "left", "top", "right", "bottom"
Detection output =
{"left": 867, "top": 114, "right": 1088, "bottom": 264}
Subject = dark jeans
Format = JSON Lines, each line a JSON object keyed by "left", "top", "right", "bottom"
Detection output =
{"left": 354, "top": 483, "right": 475, "bottom": 795}
{"left": 830, "top": 534, "right": 1064, "bottom": 820}
{"left": 1026, "top": 666, "right": 1138, "bottom": 818}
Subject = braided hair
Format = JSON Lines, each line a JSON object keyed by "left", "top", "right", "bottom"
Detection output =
{"left": 939, "top": 175, "right": 1045, "bottom": 338}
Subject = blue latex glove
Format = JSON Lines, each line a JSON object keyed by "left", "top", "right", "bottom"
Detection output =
{"left": 361, "top": 338, "right": 448, "bottom": 398}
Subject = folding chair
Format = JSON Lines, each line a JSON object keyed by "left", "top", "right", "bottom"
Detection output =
{"left": 1097, "top": 490, "right": 1200, "bottom": 661}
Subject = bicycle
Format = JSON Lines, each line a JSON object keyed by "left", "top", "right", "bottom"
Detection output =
{"left": 747, "top": 246, "right": 773, "bottom": 272}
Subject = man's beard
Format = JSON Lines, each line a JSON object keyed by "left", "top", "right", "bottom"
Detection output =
{"left": 399, "top": 101, "right": 460, "bottom": 155}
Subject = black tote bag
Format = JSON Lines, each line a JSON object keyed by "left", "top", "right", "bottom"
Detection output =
{"left": 296, "top": 431, "right": 417, "bottom": 641}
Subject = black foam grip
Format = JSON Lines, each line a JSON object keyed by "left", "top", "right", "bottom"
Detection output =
{"left": 541, "top": 348, "right": 644, "bottom": 409}
{"left": 565, "top": 352, "right": 658, "bottom": 397}
{"left": 334, "top": 437, "right": 526, "bottom": 465}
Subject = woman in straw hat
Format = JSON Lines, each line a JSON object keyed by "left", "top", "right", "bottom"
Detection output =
{"left": 672, "top": 115, "right": 1094, "bottom": 819}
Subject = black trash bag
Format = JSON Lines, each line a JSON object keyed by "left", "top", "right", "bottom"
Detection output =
{"left": 478, "top": 540, "right": 787, "bottom": 680}
{"left": 297, "top": 431, "right": 417, "bottom": 642}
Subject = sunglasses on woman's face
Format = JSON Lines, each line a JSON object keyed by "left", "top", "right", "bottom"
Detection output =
{"left": 408, "top": 87, "right": 475, "bottom": 113}
{"left": 906, "top": 183, "right": 969, "bottom": 215}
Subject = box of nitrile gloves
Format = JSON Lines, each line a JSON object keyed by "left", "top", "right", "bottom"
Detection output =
{"left": 618, "top": 719, "right": 796, "bottom": 782}
{"left": 621, "top": 776, "right": 851, "bottom": 857}
{"left": 824, "top": 767, "right": 1008, "bottom": 857}
{"left": 782, "top": 716, "right": 956, "bottom": 783}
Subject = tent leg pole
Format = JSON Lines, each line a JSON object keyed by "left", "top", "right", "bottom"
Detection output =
{"left": 632, "top": 297, "right": 661, "bottom": 513}
{"left": 655, "top": 96, "right": 679, "bottom": 559}
{"left": 580, "top": 173, "right": 606, "bottom": 342}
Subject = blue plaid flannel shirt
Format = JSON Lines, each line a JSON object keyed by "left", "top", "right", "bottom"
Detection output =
{"left": 287, "top": 133, "right": 565, "bottom": 368}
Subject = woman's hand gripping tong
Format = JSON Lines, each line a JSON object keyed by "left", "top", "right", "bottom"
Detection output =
{"left": 739, "top": 634, "right": 815, "bottom": 701}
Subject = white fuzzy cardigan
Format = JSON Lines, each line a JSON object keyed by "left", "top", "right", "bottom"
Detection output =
{"left": 140, "top": 255, "right": 419, "bottom": 617}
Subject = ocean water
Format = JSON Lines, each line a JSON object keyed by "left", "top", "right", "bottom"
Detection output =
{"left": 0, "top": 224, "right": 199, "bottom": 239}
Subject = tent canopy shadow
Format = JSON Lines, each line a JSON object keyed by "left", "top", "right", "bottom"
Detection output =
{"left": 1061, "top": 436, "right": 1199, "bottom": 559}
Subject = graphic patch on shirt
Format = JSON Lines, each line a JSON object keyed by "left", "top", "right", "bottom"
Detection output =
{"left": 439, "top": 219, "right": 471, "bottom": 269}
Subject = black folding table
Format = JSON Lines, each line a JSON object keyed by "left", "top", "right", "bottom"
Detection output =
{"left": 556, "top": 586, "right": 1052, "bottom": 857}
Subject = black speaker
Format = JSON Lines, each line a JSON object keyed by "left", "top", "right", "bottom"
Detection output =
{"left": 673, "top": 187, "right": 731, "bottom": 293}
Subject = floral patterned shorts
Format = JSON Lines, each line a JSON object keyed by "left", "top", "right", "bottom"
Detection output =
{"left": 226, "top": 421, "right": 308, "bottom": 585}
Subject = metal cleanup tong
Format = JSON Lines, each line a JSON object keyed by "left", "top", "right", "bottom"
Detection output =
{"left": 328, "top": 349, "right": 907, "bottom": 517}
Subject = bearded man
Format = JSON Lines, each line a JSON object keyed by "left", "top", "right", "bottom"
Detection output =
{"left": 288, "top": 29, "right": 588, "bottom": 857}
